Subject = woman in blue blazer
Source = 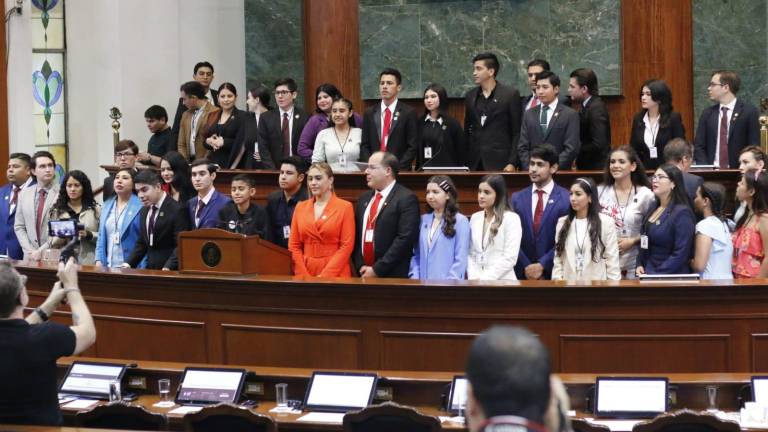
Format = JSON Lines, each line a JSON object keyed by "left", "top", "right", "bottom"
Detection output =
{"left": 95, "top": 168, "right": 144, "bottom": 268}
{"left": 636, "top": 163, "right": 695, "bottom": 276}
{"left": 409, "top": 175, "right": 469, "bottom": 280}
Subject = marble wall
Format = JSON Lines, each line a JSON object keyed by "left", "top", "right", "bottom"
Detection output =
{"left": 692, "top": 0, "right": 768, "bottom": 121}
{"left": 359, "top": 0, "right": 621, "bottom": 99}
{"left": 244, "top": 0, "right": 304, "bottom": 105}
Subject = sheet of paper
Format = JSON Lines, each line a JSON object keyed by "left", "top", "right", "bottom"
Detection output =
{"left": 168, "top": 406, "right": 203, "bottom": 415}
{"left": 297, "top": 412, "right": 345, "bottom": 424}
{"left": 439, "top": 416, "right": 465, "bottom": 424}
{"left": 269, "top": 406, "right": 301, "bottom": 414}
{"left": 588, "top": 419, "right": 643, "bottom": 431}
{"left": 62, "top": 399, "right": 98, "bottom": 409}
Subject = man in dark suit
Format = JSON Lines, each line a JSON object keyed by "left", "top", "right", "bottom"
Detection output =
{"left": 353, "top": 151, "right": 420, "bottom": 278}
{"left": 509, "top": 144, "right": 570, "bottom": 280}
{"left": 359, "top": 68, "right": 418, "bottom": 170}
{"left": 102, "top": 140, "right": 141, "bottom": 201}
{"left": 265, "top": 156, "right": 307, "bottom": 249}
{"left": 258, "top": 77, "right": 309, "bottom": 169}
{"left": 123, "top": 171, "right": 187, "bottom": 270}
{"left": 517, "top": 71, "right": 580, "bottom": 170}
{"left": 568, "top": 68, "right": 611, "bottom": 170}
{"left": 171, "top": 61, "right": 219, "bottom": 146}
{"left": 463, "top": 52, "right": 522, "bottom": 171}
{"left": 664, "top": 138, "right": 703, "bottom": 203}
{"left": 187, "top": 159, "right": 231, "bottom": 229}
{"left": 0, "top": 153, "right": 33, "bottom": 259}
{"left": 694, "top": 70, "right": 760, "bottom": 168}
{"left": 521, "top": 59, "right": 569, "bottom": 116}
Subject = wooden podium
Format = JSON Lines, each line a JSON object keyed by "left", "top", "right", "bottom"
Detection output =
{"left": 177, "top": 228, "right": 292, "bottom": 275}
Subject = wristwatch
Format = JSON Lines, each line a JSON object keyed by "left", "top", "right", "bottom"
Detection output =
{"left": 35, "top": 307, "right": 49, "bottom": 321}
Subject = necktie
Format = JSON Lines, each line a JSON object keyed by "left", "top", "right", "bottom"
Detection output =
{"left": 36, "top": 188, "right": 47, "bottom": 242}
{"left": 9, "top": 186, "right": 19, "bottom": 211}
{"left": 195, "top": 200, "right": 206, "bottom": 227}
{"left": 147, "top": 205, "right": 158, "bottom": 238}
{"left": 719, "top": 106, "right": 729, "bottom": 168}
{"left": 363, "top": 192, "right": 383, "bottom": 266}
{"left": 380, "top": 108, "right": 392, "bottom": 151}
{"left": 539, "top": 105, "right": 549, "bottom": 134}
{"left": 533, "top": 189, "right": 545, "bottom": 235}
{"left": 530, "top": 96, "right": 539, "bottom": 109}
{"left": 282, "top": 112, "right": 291, "bottom": 157}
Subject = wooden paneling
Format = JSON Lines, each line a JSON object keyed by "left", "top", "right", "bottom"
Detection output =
{"left": 379, "top": 331, "right": 478, "bottom": 371}
{"left": 750, "top": 333, "right": 768, "bottom": 372}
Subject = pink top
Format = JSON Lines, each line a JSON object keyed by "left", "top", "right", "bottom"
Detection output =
{"left": 732, "top": 218, "right": 764, "bottom": 278}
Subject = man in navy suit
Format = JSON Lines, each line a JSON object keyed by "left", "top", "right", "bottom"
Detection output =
{"left": 187, "top": 159, "right": 230, "bottom": 229}
{"left": 664, "top": 138, "right": 702, "bottom": 203}
{"left": 509, "top": 144, "right": 570, "bottom": 280}
{"left": 694, "top": 70, "right": 760, "bottom": 168}
{"left": 0, "top": 153, "right": 33, "bottom": 259}
{"left": 517, "top": 71, "right": 580, "bottom": 170}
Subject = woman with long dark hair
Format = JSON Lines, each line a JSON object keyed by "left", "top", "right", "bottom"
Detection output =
{"left": 204, "top": 82, "right": 245, "bottom": 167}
{"left": 597, "top": 145, "right": 655, "bottom": 278}
{"left": 636, "top": 164, "right": 695, "bottom": 276}
{"left": 690, "top": 182, "right": 733, "bottom": 279}
{"left": 629, "top": 79, "right": 685, "bottom": 169}
{"left": 732, "top": 170, "right": 768, "bottom": 278}
{"left": 467, "top": 174, "right": 521, "bottom": 280}
{"left": 160, "top": 151, "right": 194, "bottom": 204}
{"left": 297, "top": 83, "right": 362, "bottom": 161}
{"left": 49, "top": 170, "right": 101, "bottom": 264}
{"left": 417, "top": 83, "right": 464, "bottom": 169}
{"left": 409, "top": 175, "right": 470, "bottom": 280}
{"left": 553, "top": 177, "right": 620, "bottom": 280}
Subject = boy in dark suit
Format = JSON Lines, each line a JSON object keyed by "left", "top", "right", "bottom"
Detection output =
{"left": 257, "top": 77, "right": 308, "bottom": 169}
{"left": 187, "top": 159, "right": 230, "bottom": 229}
{"left": 509, "top": 144, "right": 570, "bottom": 280}
{"left": 218, "top": 174, "right": 270, "bottom": 238}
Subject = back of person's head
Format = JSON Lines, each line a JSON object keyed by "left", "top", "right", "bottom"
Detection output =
{"left": 699, "top": 182, "right": 727, "bottom": 221}
{"left": 378, "top": 151, "right": 400, "bottom": 179}
{"left": 527, "top": 59, "right": 551, "bottom": 71}
{"left": 741, "top": 169, "right": 768, "bottom": 225}
{"left": 9, "top": 152, "right": 31, "bottom": 167}
{"left": 232, "top": 173, "right": 256, "bottom": 188}
{"left": 379, "top": 68, "right": 402, "bottom": 85}
{"left": 144, "top": 105, "right": 168, "bottom": 122}
{"left": 536, "top": 71, "right": 560, "bottom": 88}
{"left": 115, "top": 139, "right": 139, "bottom": 155}
{"left": 31, "top": 150, "right": 56, "bottom": 169}
{"left": 466, "top": 325, "right": 551, "bottom": 422}
{"left": 657, "top": 163, "right": 691, "bottom": 208}
{"left": 180, "top": 81, "right": 207, "bottom": 99}
{"left": 713, "top": 70, "right": 740, "bottom": 94}
{"left": 569, "top": 68, "right": 599, "bottom": 96}
{"left": 602, "top": 145, "right": 650, "bottom": 188}
{"left": 280, "top": 155, "right": 308, "bottom": 176}
{"left": 0, "top": 262, "right": 23, "bottom": 318}
{"left": 134, "top": 169, "right": 163, "bottom": 186}
{"left": 274, "top": 77, "right": 298, "bottom": 92}
{"left": 193, "top": 61, "right": 214, "bottom": 74}
{"left": 663, "top": 138, "right": 693, "bottom": 164}
{"left": 472, "top": 52, "right": 500, "bottom": 77}
{"left": 190, "top": 158, "right": 219, "bottom": 174}
{"left": 530, "top": 144, "right": 559, "bottom": 167}
{"left": 249, "top": 85, "right": 272, "bottom": 109}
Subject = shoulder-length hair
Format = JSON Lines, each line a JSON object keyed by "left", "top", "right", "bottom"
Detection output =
{"left": 737, "top": 169, "right": 768, "bottom": 229}
{"left": 479, "top": 174, "right": 509, "bottom": 243}
{"left": 640, "top": 79, "right": 674, "bottom": 128}
{"left": 54, "top": 170, "right": 96, "bottom": 213}
{"left": 655, "top": 163, "right": 692, "bottom": 209}
{"left": 602, "top": 145, "right": 651, "bottom": 188}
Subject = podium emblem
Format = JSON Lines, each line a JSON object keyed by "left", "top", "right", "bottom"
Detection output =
{"left": 201, "top": 242, "right": 222, "bottom": 268}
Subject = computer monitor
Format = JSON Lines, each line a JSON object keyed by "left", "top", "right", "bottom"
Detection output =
{"left": 174, "top": 367, "right": 246, "bottom": 406}
{"left": 751, "top": 376, "right": 768, "bottom": 404}
{"left": 447, "top": 375, "right": 468, "bottom": 415}
{"left": 59, "top": 361, "right": 127, "bottom": 400}
{"left": 595, "top": 377, "right": 668, "bottom": 418}
{"left": 302, "top": 371, "right": 378, "bottom": 413}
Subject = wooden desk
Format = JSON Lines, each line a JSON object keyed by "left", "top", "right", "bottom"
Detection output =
{"left": 17, "top": 262, "right": 768, "bottom": 374}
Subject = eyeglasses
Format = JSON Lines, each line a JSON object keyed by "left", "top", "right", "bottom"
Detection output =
{"left": 651, "top": 174, "right": 669, "bottom": 181}
{"left": 115, "top": 151, "right": 135, "bottom": 158}
{"left": 274, "top": 90, "right": 292, "bottom": 96}
{"left": 707, "top": 82, "right": 724, "bottom": 88}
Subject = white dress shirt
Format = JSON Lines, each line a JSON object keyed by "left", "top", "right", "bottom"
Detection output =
{"left": 531, "top": 179, "right": 555, "bottom": 218}
{"left": 360, "top": 180, "right": 396, "bottom": 250}
{"left": 714, "top": 98, "right": 737, "bottom": 167}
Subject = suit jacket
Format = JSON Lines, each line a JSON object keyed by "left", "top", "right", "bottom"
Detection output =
{"left": 217, "top": 201, "right": 271, "bottom": 240}
{"left": 575, "top": 96, "right": 612, "bottom": 170}
{"left": 416, "top": 115, "right": 465, "bottom": 170}
{"left": 171, "top": 88, "right": 219, "bottom": 145}
{"left": 638, "top": 203, "right": 695, "bottom": 274}
{"left": 551, "top": 213, "right": 621, "bottom": 281}
{"left": 126, "top": 196, "right": 187, "bottom": 270}
{"left": 234, "top": 111, "right": 260, "bottom": 169}
{"left": 521, "top": 94, "right": 570, "bottom": 113}
{"left": 288, "top": 194, "right": 355, "bottom": 277}
{"left": 510, "top": 183, "right": 571, "bottom": 279}
{"left": 466, "top": 210, "right": 521, "bottom": 281}
{"left": 13, "top": 182, "right": 60, "bottom": 255}
{"left": 629, "top": 111, "right": 686, "bottom": 170}
{"left": 0, "top": 182, "right": 32, "bottom": 259}
{"left": 266, "top": 188, "right": 308, "bottom": 249}
{"left": 518, "top": 102, "right": 581, "bottom": 170}
{"left": 95, "top": 195, "right": 144, "bottom": 267}
{"left": 352, "top": 183, "right": 420, "bottom": 278}
{"left": 359, "top": 102, "right": 418, "bottom": 170}
{"left": 187, "top": 190, "right": 231, "bottom": 229}
{"left": 694, "top": 99, "right": 761, "bottom": 168}
{"left": 177, "top": 102, "right": 221, "bottom": 160}
{"left": 203, "top": 108, "right": 246, "bottom": 168}
{"left": 464, "top": 83, "right": 522, "bottom": 170}
{"left": 257, "top": 107, "right": 309, "bottom": 169}
{"left": 409, "top": 212, "right": 470, "bottom": 280}
{"left": 683, "top": 171, "right": 704, "bottom": 203}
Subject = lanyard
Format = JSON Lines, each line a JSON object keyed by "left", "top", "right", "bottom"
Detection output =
{"left": 613, "top": 185, "right": 635, "bottom": 234}
{"left": 332, "top": 127, "right": 350, "bottom": 154}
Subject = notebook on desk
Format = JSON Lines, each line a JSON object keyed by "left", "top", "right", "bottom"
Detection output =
{"left": 594, "top": 377, "right": 668, "bottom": 419}
{"left": 174, "top": 367, "right": 246, "bottom": 407}
{"left": 296, "top": 371, "right": 378, "bottom": 424}
{"left": 58, "top": 361, "right": 127, "bottom": 400}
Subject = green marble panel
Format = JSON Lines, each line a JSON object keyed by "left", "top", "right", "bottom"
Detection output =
{"left": 244, "top": 0, "right": 304, "bottom": 106}
{"left": 693, "top": 0, "right": 768, "bottom": 122}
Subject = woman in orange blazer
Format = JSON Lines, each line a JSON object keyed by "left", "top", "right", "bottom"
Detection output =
{"left": 288, "top": 162, "right": 355, "bottom": 276}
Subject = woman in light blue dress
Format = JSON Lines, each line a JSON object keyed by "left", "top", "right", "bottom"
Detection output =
{"left": 690, "top": 182, "right": 733, "bottom": 279}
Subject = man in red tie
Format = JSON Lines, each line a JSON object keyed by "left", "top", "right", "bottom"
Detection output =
{"left": 0, "top": 153, "right": 32, "bottom": 259}
{"left": 257, "top": 78, "right": 308, "bottom": 169}
{"left": 359, "top": 68, "right": 418, "bottom": 171}
{"left": 353, "top": 151, "right": 420, "bottom": 278}
{"left": 14, "top": 151, "right": 59, "bottom": 261}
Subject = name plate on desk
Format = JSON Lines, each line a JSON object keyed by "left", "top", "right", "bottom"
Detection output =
{"left": 595, "top": 377, "right": 668, "bottom": 418}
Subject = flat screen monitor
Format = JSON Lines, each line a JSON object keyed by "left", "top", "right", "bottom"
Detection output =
{"left": 447, "top": 375, "right": 468, "bottom": 414}
{"left": 751, "top": 376, "right": 768, "bottom": 404}
{"left": 174, "top": 367, "right": 246, "bottom": 406}
{"left": 595, "top": 377, "right": 668, "bottom": 418}
{"left": 302, "top": 371, "right": 378, "bottom": 413}
{"left": 59, "top": 361, "right": 127, "bottom": 400}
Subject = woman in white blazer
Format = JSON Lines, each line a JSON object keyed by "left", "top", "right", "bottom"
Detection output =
{"left": 468, "top": 174, "right": 522, "bottom": 280}
{"left": 553, "top": 177, "right": 621, "bottom": 281}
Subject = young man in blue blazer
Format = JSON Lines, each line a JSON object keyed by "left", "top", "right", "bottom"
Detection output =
{"left": 509, "top": 144, "right": 570, "bottom": 280}
{"left": 0, "top": 153, "right": 33, "bottom": 259}
{"left": 187, "top": 159, "right": 230, "bottom": 229}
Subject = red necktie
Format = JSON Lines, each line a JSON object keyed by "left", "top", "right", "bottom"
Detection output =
{"left": 533, "top": 189, "right": 544, "bottom": 235}
{"left": 363, "top": 192, "right": 383, "bottom": 266}
{"left": 36, "top": 188, "right": 47, "bottom": 242}
{"left": 719, "top": 106, "right": 729, "bottom": 168}
{"left": 282, "top": 112, "right": 291, "bottom": 156}
{"left": 9, "top": 186, "right": 19, "bottom": 208}
{"left": 530, "top": 96, "right": 539, "bottom": 109}
{"left": 380, "top": 108, "right": 392, "bottom": 151}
